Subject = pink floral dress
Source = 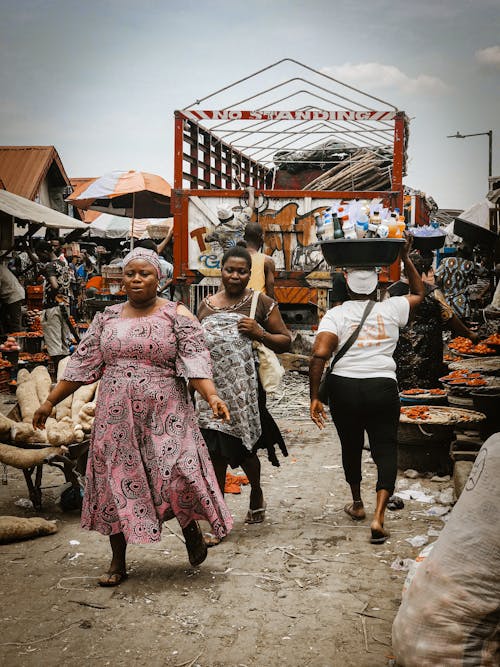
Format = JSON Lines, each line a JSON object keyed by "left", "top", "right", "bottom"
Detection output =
{"left": 62, "top": 301, "right": 233, "bottom": 543}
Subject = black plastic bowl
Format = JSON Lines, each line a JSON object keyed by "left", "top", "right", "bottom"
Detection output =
{"left": 454, "top": 217, "right": 499, "bottom": 249}
{"left": 320, "top": 238, "right": 405, "bottom": 268}
{"left": 408, "top": 230, "right": 446, "bottom": 251}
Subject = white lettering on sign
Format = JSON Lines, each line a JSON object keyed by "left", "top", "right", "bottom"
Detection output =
{"left": 182, "top": 110, "right": 398, "bottom": 122}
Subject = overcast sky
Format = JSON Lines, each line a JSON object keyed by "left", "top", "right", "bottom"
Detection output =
{"left": 1, "top": 0, "right": 499, "bottom": 210}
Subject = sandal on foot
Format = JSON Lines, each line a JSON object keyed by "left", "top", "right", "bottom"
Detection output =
{"left": 183, "top": 522, "right": 208, "bottom": 567}
{"left": 98, "top": 571, "right": 128, "bottom": 587}
{"left": 203, "top": 532, "right": 221, "bottom": 548}
{"left": 245, "top": 504, "right": 266, "bottom": 524}
{"left": 344, "top": 502, "right": 366, "bottom": 521}
{"left": 370, "top": 528, "right": 390, "bottom": 544}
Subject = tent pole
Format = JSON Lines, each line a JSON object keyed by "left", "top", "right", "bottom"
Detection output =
{"left": 130, "top": 192, "right": 136, "bottom": 250}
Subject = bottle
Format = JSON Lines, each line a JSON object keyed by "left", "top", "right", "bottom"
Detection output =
{"left": 342, "top": 215, "right": 356, "bottom": 240}
{"left": 355, "top": 212, "right": 369, "bottom": 238}
{"left": 321, "top": 208, "right": 333, "bottom": 239}
{"left": 370, "top": 209, "right": 382, "bottom": 226}
{"left": 333, "top": 213, "right": 344, "bottom": 239}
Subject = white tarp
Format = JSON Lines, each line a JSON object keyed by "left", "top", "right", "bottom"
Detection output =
{"left": 0, "top": 190, "right": 87, "bottom": 229}
{"left": 456, "top": 198, "right": 493, "bottom": 231}
{"left": 87, "top": 214, "right": 168, "bottom": 239}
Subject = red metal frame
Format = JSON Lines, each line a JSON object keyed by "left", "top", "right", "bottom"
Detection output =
{"left": 173, "top": 110, "right": 407, "bottom": 283}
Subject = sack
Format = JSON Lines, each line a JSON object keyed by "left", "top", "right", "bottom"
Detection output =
{"left": 253, "top": 341, "right": 285, "bottom": 393}
{"left": 249, "top": 291, "right": 285, "bottom": 393}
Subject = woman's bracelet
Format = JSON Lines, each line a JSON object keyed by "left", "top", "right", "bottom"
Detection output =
{"left": 258, "top": 325, "right": 266, "bottom": 342}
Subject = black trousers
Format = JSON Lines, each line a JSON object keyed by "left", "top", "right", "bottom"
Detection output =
{"left": 327, "top": 375, "right": 400, "bottom": 494}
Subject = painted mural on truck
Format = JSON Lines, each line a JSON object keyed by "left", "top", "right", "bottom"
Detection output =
{"left": 187, "top": 197, "right": 336, "bottom": 275}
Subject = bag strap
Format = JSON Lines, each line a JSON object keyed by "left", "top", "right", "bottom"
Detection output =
{"left": 249, "top": 290, "right": 260, "bottom": 320}
{"left": 329, "top": 300, "right": 376, "bottom": 370}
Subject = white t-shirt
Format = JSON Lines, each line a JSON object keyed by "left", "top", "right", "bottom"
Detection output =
{"left": 317, "top": 297, "right": 410, "bottom": 380}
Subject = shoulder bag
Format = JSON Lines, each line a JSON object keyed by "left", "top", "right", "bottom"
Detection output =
{"left": 249, "top": 290, "right": 285, "bottom": 393}
{"left": 317, "top": 300, "right": 376, "bottom": 404}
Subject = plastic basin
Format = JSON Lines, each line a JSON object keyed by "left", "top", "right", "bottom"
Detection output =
{"left": 320, "top": 238, "right": 405, "bottom": 268}
{"left": 408, "top": 231, "right": 446, "bottom": 251}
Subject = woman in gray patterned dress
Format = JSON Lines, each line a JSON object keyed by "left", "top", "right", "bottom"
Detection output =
{"left": 196, "top": 247, "right": 291, "bottom": 528}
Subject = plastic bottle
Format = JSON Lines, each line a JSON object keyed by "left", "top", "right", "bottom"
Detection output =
{"left": 370, "top": 209, "right": 382, "bottom": 226}
{"left": 355, "top": 212, "right": 369, "bottom": 238}
{"left": 321, "top": 208, "right": 333, "bottom": 239}
{"left": 333, "top": 213, "right": 344, "bottom": 239}
{"left": 377, "top": 222, "right": 390, "bottom": 238}
{"left": 341, "top": 215, "right": 357, "bottom": 240}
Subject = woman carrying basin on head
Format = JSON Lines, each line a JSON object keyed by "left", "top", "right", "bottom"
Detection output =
{"left": 309, "top": 239, "right": 425, "bottom": 544}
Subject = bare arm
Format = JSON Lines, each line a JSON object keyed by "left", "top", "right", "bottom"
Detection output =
{"left": 264, "top": 256, "right": 276, "bottom": 300}
{"left": 189, "top": 378, "right": 230, "bottom": 422}
{"left": 33, "top": 379, "right": 83, "bottom": 429}
{"left": 156, "top": 227, "right": 173, "bottom": 255}
{"left": 309, "top": 331, "right": 338, "bottom": 428}
{"left": 401, "top": 240, "right": 425, "bottom": 312}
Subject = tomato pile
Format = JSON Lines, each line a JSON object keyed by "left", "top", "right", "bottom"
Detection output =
{"left": 448, "top": 337, "right": 496, "bottom": 356}
{"left": 401, "top": 406, "right": 430, "bottom": 420}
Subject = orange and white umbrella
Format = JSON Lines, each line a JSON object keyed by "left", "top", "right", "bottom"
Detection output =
{"left": 67, "top": 170, "right": 171, "bottom": 219}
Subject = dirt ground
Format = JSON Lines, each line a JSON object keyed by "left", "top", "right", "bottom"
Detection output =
{"left": 0, "top": 374, "right": 454, "bottom": 667}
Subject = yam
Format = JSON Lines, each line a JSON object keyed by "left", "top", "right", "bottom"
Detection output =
{"left": 10, "top": 422, "right": 47, "bottom": 444}
{"left": 16, "top": 380, "right": 41, "bottom": 423}
{"left": 46, "top": 417, "right": 79, "bottom": 447}
{"left": 77, "top": 402, "right": 96, "bottom": 432}
{"left": 17, "top": 368, "right": 31, "bottom": 385}
{"left": 0, "top": 413, "right": 15, "bottom": 440}
{"left": 0, "top": 442, "right": 64, "bottom": 468}
{"left": 71, "top": 381, "right": 98, "bottom": 424}
{"left": 0, "top": 516, "right": 58, "bottom": 544}
{"left": 31, "top": 365, "right": 52, "bottom": 404}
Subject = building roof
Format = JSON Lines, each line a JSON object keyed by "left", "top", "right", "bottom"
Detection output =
{"left": 0, "top": 146, "right": 71, "bottom": 200}
{"left": 69, "top": 177, "right": 100, "bottom": 222}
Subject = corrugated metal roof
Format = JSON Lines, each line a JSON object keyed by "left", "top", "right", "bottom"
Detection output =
{"left": 0, "top": 146, "right": 71, "bottom": 200}
{"left": 69, "top": 177, "right": 99, "bottom": 222}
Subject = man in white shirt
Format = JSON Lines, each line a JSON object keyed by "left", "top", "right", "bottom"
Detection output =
{"left": 309, "top": 240, "right": 425, "bottom": 544}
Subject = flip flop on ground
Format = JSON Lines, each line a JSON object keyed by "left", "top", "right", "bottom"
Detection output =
{"left": 98, "top": 571, "right": 128, "bottom": 587}
{"left": 344, "top": 501, "right": 366, "bottom": 521}
{"left": 245, "top": 504, "right": 266, "bottom": 524}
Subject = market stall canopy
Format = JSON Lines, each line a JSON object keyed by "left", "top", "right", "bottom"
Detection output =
{"left": 0, "top": 189, "right": 87, "bottom": 229}
{"left": 87, "top": 214, "right": 167, "bottom": 239}
{"left": 66, "top": 170, "right": 172, "bottom": 218}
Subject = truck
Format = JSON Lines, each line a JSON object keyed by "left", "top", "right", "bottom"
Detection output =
{"left": 170, "top": 59, "right": 430, "bottom": 327}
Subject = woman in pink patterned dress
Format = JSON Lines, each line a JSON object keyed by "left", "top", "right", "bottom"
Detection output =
{"left": 33, "top": 248, "right": 232, "bottom": 586}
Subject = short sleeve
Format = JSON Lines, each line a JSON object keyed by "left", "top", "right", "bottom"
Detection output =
{"left": 174, "top": 313, "right": 213, "bottom": 380}
{"left": 62, "top": 311, "right": 106, "bottom": 383}
{"left": 385, "top": 295, "right": 410, "bottom": 327}
{"left": 317, "top": 308, "right": 342, "bottom": 336}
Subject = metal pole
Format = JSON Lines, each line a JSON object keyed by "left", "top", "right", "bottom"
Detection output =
{"left": 488, "top": 130, "right": 492, "bottom": 179}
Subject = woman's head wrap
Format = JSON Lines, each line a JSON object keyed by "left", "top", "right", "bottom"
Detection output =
{"left": 122, "top": 247, "right": 161, "bottom": 278}
{"left": 345, "top": 269, "right": 378, "bottom": 295}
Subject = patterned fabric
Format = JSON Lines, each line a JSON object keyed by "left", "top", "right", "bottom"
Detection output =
{"left": 390, "top": 282, "right": 450, "bottom": 389}
{"left": 435, "top": 256, "right": 475, "bottom": 318}
{"left": 43, "top": 260, "right": 72, "bottom": 307}
{"left": 196, "top": 311, "right": 262, "bottom": 451}
{"left": 62, "top": 301, "right": 233, "bottom": 543}
{"left": 122, "top": 247, "right": 162, "bottom": 278}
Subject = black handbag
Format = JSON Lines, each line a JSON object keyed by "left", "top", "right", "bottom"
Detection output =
{"left": 317, "top": 300, "right": 376, "bottom": 404}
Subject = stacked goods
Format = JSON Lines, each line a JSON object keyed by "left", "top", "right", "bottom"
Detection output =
{"left": 26, "top": 309, "right": 43, "bottom": 333}
{"left": 26, "top": 284, "right": 44, "bottom": 311}
{"left": 7, "top": 362, "right": 99, "bottom": 448}
{"left": 302, "top": 148, "right": 393, "bottom": 192}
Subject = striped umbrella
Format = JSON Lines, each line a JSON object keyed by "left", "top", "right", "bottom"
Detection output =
{"left": 67, "top": 170, "right": 172, "bottom": 247}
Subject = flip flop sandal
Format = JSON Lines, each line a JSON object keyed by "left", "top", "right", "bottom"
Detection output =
{"left": 370, "top": 529, "right": 390, "bottom": 544}
{"left": 98, "top": 571, "right": 128, "bottom": 587}
{"left": 203, "top": 532, "right": 222, "bottom": 548}
{"left": 184, "top": 522, "right": 208, "bottom": 567}
{"left": 344, "top": 502, "right": 366, "bottom": 521}
{"left": 245, "top": 504, "right": 266, "bottom": 524}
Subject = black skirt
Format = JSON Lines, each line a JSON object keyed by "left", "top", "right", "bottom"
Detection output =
{"left": 201, "top": 382, "right": 288, "bottom": 468}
